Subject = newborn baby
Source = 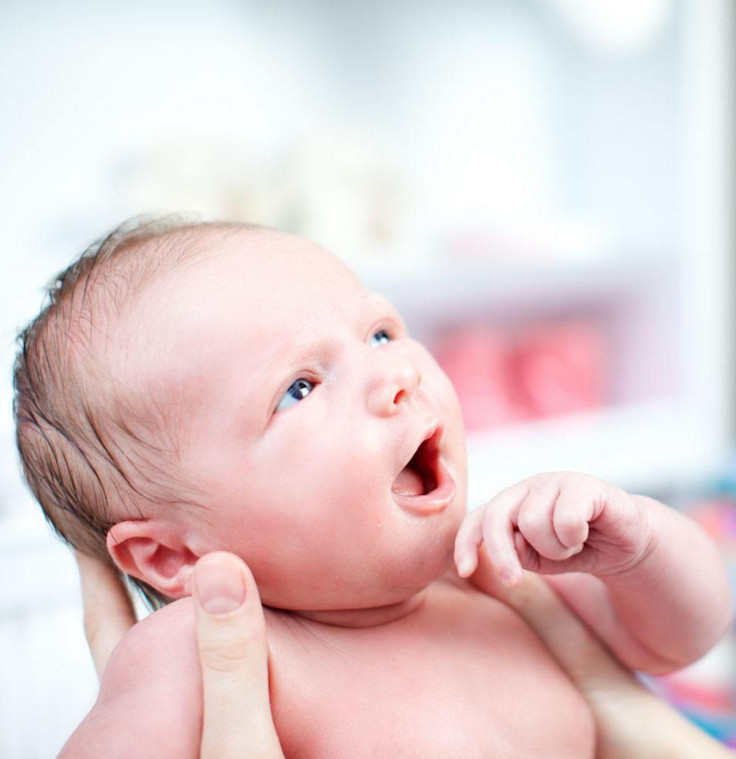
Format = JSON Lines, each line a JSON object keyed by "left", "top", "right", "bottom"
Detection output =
{"left": 14, "top": 220, "right": 731, "bottom": 758}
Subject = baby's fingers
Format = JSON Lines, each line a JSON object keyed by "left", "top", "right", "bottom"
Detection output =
{"left": 517, "top": 485, "right": 578, "bottom": 561}
{"left": 454, "top": 507, "right": 484, "bottom": 577}
{"left": 552, "top": 488, "right": 593, "bottom": 551}
{"left": 456, "top": 484, "right": 527, "bottom": 582}
{"left": 479, "top": 483, "right": 529, "bottom": 585}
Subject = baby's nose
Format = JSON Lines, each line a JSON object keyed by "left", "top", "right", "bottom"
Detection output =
{"left": 366, "top": 356, "right": 422, "bottom": 416}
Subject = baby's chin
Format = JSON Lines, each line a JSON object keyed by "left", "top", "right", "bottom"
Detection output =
{"left": 352, "top": 489, "right": 467, "bottom": 607}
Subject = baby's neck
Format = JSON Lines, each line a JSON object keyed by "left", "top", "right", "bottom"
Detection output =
{"left": 282, "top": 589, "right": 428, "bottom": 629}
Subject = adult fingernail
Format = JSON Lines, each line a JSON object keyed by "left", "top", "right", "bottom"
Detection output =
{"left": 195, "top": 557, "right": 246, "bottom": 614}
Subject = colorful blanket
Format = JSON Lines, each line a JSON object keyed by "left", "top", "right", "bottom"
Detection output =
{"left": 648, "top": 498, "right": 736, "bottom": 748}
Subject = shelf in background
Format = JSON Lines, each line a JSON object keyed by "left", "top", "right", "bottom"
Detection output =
{"left": 357, "top": 253, "right": 675, "bottom": 332}
{"left": 465, "top": 399, "right": 719, "bottom": 505}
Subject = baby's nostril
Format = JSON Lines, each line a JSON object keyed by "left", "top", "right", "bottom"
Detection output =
{"left": 393, "top": 389, "right": 406, "bottom": 405}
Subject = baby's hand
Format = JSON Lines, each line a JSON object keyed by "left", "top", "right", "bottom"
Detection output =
{"left": 454, "top": 472, "right": 653, "bottom": 585}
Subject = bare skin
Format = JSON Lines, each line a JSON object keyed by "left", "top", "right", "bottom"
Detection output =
{"left": 56, "top": 228, "right": 731, "bottom": 757}
{"left": 67, "top": 559, "right": 595, "bottom": 758}
{"left": 72, "top": 551, "right": 732, "bottom": 759}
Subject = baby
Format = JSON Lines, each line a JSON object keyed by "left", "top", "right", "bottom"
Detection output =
{"left": 14, "top": 219, "right": 732, "bottom": 758}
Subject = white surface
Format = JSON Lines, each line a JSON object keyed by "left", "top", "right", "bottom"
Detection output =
{"left": 466, "top": 399, "right": 720, "bottom": 506}
{"left": 0, "top": 510, "right": 97, "bottom": 758}
{"left": 358, "top": 252, "right": 671, "bottom": 330}
{"left": 1, "top": 602, "right": 97, "bottom": 759}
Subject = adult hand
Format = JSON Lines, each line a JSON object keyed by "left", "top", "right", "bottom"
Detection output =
{"left": 479, "top": 564, "right": 732, "bottom": 759}
{"left": 74, "top": 550, "right": 284, "bottom": 758}
{"left": 74, "top": 550, "right": 136, "bottom": 679}
{"left": 193, "top": 552, "right": 284, "bottom": 759}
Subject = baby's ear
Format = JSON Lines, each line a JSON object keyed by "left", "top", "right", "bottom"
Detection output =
{"left": 106, "top": 520, "right": 199, "bottom": 599}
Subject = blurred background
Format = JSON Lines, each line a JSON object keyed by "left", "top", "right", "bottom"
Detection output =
{"left": 1, "top": 0, "right": 734, "bottom": 755}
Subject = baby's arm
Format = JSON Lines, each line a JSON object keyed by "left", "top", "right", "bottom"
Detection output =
{"left": 455, "top": 473, "right": 733, "bottom": 674}
{"left": 58, "top": 598, "right": 202, "bottom": 759}
{"left": 543, "top": 494, "right": 732, "bottom": 673}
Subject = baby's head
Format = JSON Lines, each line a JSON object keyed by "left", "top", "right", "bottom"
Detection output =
{"left": 14, "top": 219, "right": 467, "bottom": 611}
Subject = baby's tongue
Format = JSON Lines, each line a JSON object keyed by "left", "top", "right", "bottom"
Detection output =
{"left": 391, "top": 466, "right": 424, "bottom": 496}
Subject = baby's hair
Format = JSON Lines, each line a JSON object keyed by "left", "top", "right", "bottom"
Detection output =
{"left": 13, "top": 216, "right": 261, "bottom": 608}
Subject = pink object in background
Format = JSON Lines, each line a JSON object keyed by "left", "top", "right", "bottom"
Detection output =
{"left": 509, "top": 323, "right": 605, "bottom": 419}
{"left": 432, "top": 327, "right": 521, "bottom": 431}
{"left": 432, "top": 321, "right": 606, "bottom": 431}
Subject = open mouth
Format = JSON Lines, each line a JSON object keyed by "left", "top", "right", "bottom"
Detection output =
{"left": 392, "top": 429, "right": 439, "bottom": 496}
{"left": 391, "top": 426, "right": 456, "bottom": 516}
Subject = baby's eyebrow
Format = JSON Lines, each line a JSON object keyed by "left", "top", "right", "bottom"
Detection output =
{"left": 268, "top": 294, "right": 392, "bottom": 372}
{"left": 362, "top": 291, "right": 400, "bottom": 318}
{"left": 363, "top": 291, "right": 390, "bottom": 309}
{"left": 362, "top": 291, "right": 406, "bottom": 328}
{"left": 259, "top": 334, "right": 336, "bottom": 388}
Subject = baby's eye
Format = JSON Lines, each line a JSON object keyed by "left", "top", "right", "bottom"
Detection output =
{"left": 370, "top": 329, "right": 393, "bottom": 347}
{"left": 275, "top": 378, "right": 315, "bottom": 412}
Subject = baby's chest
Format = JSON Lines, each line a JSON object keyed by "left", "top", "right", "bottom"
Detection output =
{"left": 267, "top": 595, "right": 595, "bottom": 758}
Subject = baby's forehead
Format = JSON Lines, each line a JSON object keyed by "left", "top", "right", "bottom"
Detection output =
{"left": 121, "top": 228, "right": 364, "bottom": 325}
{"left": 114, "top": 228, "right": 388, "bottom": 386}
{"left": 176, "top": 227, "right": 365, "bottom": 303}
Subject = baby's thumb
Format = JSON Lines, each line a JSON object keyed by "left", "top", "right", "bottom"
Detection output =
{"left": 194, "top": 552, "right": 284, "bottom": 759}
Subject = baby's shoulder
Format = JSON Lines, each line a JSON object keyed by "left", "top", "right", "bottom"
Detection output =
{"left": 100, "top": 597, "right": 200, "bottom": 696}
{"left": 58, "top": 599, "right": 201, "bottom": 759}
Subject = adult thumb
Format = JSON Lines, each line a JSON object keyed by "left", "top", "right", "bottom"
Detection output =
{"left": 194, "top": 552, "right": 284, "bottom": 759}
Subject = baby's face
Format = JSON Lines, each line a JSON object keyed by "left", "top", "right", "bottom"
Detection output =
{"left": 128, "top": 230, "right": 467, "bottom": 610}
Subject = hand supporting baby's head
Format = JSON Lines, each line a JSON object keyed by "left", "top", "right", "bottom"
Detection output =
{"left": 14, "top": 218, "right": 468, "bottom": 612}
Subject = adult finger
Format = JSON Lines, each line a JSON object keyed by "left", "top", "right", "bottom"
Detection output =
{"left": 75, "top": 550, "right": 136, "bottom": 679}
{"left": 194, "top": 552, "right": 284, "bottom": 759}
